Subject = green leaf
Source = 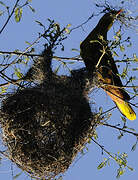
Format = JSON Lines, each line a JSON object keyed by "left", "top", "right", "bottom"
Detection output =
{"left": 112, "top": 51, "right": 119, "bottom": 57}
{"left": 58, "top": 176, "right": 63, "bottom": 180}
{"left": 25, "top": 41, "right": 31, "bottom": 46}
{"left": 24, "top": 55, "right": 30, "bottom": 62}
{"left": 99, "top": 107, "right": 103, "bottom": 114}
{"left": 116, "top": 30, "right": 121, "bottom": 37}
{"left": 127, "top": 127, "right": 135, "bottom": 132}
{"left": 121, "top": 67, "right": 128, "bottom": 79}
{"left": 35, "top": 20, "right": 45, "bottom": 27}
{"left": 131, "top": 143, "right": 137, "bottom": 151}
{"left": 120, "top": 45, "right": 125, "bottom": 52}
{"left": 66, "top": 23, "right": 71, "bottom": 28}
{"left": 127, "top": 42, "right": 132, "bottom": 48}
{"left": 13, "top": 172, "right": 22, "bottom": 179}
{"left": 132, "top": 53, "right": 138, "bottom": 62}
{"left": 93, "top": 130, "right": 98, "bottom": 140}
{"left": 67, "top": 61, "right": 75, "bottom": 64}
{"left": 114, "top": 35, "right": 119, "bottom": 41}
{"left": 0, "top": 1, "right": 7, "bottom": 7}
{"left": 121, "top": 116, "right": 126, "bottom": 123}
{"left": 14, "top": 68, "right": 23, "bottom": 79}
{"left": 28, "top": 5, "right": 35, "bottom": 12}
{"left": 71, "top": 48, "right": 80, "bottom": 52}
{"left": 128, "top": 76, "right": 136, "bottom": 83}
{"left": 0, "top": 86, "right": 8, "bottom": 94}
{"left": 97, "top": 159, "right": 107, "bottom": 170}
{"left": 132, "top": 68, "right": 138, "bottom": 71}
{"left": 127, "top": 166, "right": 134, "bottom": 171}
{"left": 15, "top": 7, "right": 23, "bottom": 22}
{"left": 0, "top": 10, "right": 3, "bottom": 16}
{"left": 118, "top": 134, "right": 123, "bottom": 140}
{"left": 97, "top": 162, "right": 105, "bottom": 169}
{"left": 98, "top": 35, "right": 104, "bottom": 41}
{"left": 65, "top": 28, "right": 70, "bottom": 34}
{"left": 116, "top": 168, "right": 125, "bottom": 178}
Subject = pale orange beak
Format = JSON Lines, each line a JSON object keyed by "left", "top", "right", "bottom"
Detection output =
{"left": 116, "top": 9, "right": 123, "bottom": 16}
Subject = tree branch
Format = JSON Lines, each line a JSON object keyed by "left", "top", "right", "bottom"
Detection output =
{"left": 92, "top": 138, "right": 115, "bottom": 158}
{"left": 103, "top": 123, "right": 138, "bottom": 137}
{"left": 0, "top": 0, "right": 20, "bottom": 34}
{"left": 101, "top": 106, "right": 116, "bottom": 115}
{"left": 0, "top": 51, "right": 41, "bottom": 57}
{"left": 0, "top": 78, "right": 23, "bottom": 88}
{"left": 0, "top": 150, "right": 10, "bottom": 159}
{"left": 0, "top": 50, "right": 82, "bottom": 61}
{"left": 70, "top": 13, "right": 95, "bottom": 32}
{"left": 0, "top": 35, "right": 43, "bottom": 73}
{"left": 92, "top": 137, "right": 134, "bottom": 173}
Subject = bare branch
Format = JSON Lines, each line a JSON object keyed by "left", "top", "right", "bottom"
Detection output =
{"left": 0, "top": 50, "right": 82, "bottom": 61}
{"left": 101, "top": 106, "right": 116, "bottom": 115}
{"left": 0, "top": 51, "right": 41, "bottom": 57}
{"left": 0, "top": 150, "right": 10, "bottom": 159}
{"left": 92, "top": 138, "right": 116, "bottom": 159}
{"left": 0, "top": 79, "right": 23, "bottom": 88}
{"left": 0, "top": 0, "right": 20, "bottom": 34}
{"left": 70, "top": 13, "right": 95, "bottom": 32}
{"left": 0, "top": 35, "right": 43, "bottom": 73}
{"left": 103, "top": 123, "right": 138, "bottom": 137}
{"left": 115, "top": 59, "right": 137, "bottom": 63}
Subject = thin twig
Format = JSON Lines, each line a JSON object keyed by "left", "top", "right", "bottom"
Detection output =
{"left": 103, "top": 123, "right": 138, "bottom": 137}
{"left": 0, "top": 50, "right": 82, "bottom": 61}
{"left": 0, "top": 35, "right": 43, "bottom": 73}
{"left": 0, "top": 51, "right": 41, "bottom": 57}
{"left": 53, "top": 56, "right": 82, "bottom": 61}
{"left": 101, "top": 106, "right": 116, "bottom": 115}
{"left": 96, "top": 45, "right": 107, "bottom": 68}
{"left": 0, "top": 78, "right": 23, "bottom": 88}
{"left": 0, "top": 71, "right": 24, "bottom": 88}
{"left": 70, "top": 13, "right": 95, "bottom": 32}
{"left": 0, "top": 0, "right": 20, "bottom": 34}
{"left": 115, "top": 59, "right": 137, "bottom": 63}
{"left": 92, "top": 138, "right": 132, "bottom": 170}
{"left": 0, "top": 150, "right": 10, "bottom": 159}
{"left": 92, "top": 138, "right": 115, "bottom": 159}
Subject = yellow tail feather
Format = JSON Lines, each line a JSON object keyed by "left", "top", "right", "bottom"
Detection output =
{"left": 115, "top": 101, "right": 136, "bottom": 120}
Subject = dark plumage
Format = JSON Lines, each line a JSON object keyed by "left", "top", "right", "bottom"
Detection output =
{"left": 80, "top": 10, "right": 136, "bottom": 120}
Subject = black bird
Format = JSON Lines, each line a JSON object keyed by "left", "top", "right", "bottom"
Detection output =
{"left": 80, "top": 10, "right": 136, "bottom": 120}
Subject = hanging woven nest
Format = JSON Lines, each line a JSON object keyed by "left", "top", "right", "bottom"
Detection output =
{"left": 0, "top": 45, "right": 100, "bottom": 179}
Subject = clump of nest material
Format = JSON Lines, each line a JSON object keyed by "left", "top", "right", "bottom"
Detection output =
{"left": 0, "top": 24, "right": 100, "bottom": 179}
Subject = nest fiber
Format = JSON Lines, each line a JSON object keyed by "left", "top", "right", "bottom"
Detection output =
{"left": 0, "top": 49, "right": 99, "bottom": 179}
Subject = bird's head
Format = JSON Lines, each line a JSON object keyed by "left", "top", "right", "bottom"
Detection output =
{"left": 97, "top": 9, "right": 123, "bottom": 32}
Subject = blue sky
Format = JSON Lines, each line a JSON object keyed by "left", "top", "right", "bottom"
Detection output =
{"left": 0, "top": 0, "right": 137, "bottom": 180}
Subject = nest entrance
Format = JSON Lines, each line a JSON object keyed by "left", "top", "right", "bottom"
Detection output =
{"left": 0, "top": 72, "right": 99, "bottom": 179}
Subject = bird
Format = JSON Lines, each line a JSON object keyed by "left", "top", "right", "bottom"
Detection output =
{"left": 80, "top": 9, "right": 136, "bottom": 120}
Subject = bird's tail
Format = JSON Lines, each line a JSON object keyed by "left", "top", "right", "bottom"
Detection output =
{"left": 104, "top": 87, "right": 136, "bottom": 120}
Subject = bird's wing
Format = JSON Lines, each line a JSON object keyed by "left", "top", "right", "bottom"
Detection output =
{"left": 104, "top": 84, "right": 136, "bottom": 120}
{"left": 96, "top": 64, "right": 136, "bottom": 120}
{"left": 80, "top": 39, "right": 104, "bottom": 74}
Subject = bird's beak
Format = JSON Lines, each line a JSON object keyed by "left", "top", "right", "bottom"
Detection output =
{"left": 116, "top": 9, "right": 123, "bottom": 17}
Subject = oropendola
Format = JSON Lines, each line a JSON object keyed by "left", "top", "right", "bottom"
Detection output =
{"left": 80, "top": 10, "right": 136, "bottom": 120}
